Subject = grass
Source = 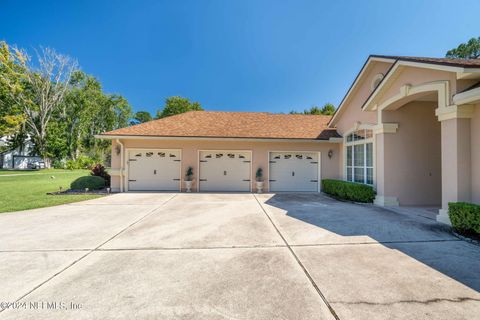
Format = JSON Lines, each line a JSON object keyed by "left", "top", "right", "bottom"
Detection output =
{"left": 0, "top": 169, "right": 104, "bottom": 213}
{"left": 0, "top": 168, "right": 73, "bottom": 175}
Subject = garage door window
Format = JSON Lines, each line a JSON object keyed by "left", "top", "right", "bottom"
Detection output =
{"left": 345, "top": 129, "right": 373, "bottom": 185}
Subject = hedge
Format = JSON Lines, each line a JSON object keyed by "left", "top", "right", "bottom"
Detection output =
{"left": 448, "top": 202, "right": 480, "bottom": 234}
{"left": 70, "top": 176, "right": 106, "bottom": 190}
{"left": 322, "top": 179, "right": 375, "bottom": 203}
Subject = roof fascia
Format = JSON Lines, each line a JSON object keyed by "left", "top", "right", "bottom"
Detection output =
{"left": 95, "top": 135, "right": 342, "bottom": 143}
{"left": 453, "top": 86, "right": 480, "bottom": 105}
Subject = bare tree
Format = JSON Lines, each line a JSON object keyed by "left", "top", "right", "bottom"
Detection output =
{"left": 1, "top": 46, "right": 78, "bottom": 164}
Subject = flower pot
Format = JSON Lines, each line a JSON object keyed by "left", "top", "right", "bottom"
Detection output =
{"left": 256, "top": 181, "right": 264, "bottom": 193}
{"left": 184, "top": 180, "right": 193, "bottom": 192}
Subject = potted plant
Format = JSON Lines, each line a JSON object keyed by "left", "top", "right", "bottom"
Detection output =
{"left": 255, "top": 168, "right": 264, "bottom": 193}
{"left": 184, "top": 166, "right": 194, "bottom": 192}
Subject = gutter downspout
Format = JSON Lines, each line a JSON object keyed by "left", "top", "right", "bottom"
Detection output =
{"left": 116, "top": 139, "right": 124, "bottom": 192}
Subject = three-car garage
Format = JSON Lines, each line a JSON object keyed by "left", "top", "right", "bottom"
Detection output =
{"left": 125, "top": 148, "right": 321, "bottom": 192}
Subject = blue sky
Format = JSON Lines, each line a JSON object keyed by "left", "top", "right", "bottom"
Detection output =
{"left": 1, "top": 0, "right": 479, "bottom": 115}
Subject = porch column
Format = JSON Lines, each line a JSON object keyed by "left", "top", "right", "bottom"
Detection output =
{"left": 436, "top": 105, "right": 474, "bottom": 224}
{"left": 373, "top": 123, "right": 400, "bottom": 206}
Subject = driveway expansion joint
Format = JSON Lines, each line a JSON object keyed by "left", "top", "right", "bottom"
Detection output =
{"left": 0, "top": 194, "right": 178, "bottom": 313}
{"left": 253, "top": 194, "right": 341, "bottom": 320}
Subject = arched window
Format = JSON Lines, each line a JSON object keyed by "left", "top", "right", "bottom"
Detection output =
{"left": 371, "top": 73, "right": 384, "bottom": 91}
{"left": 345, "top": 129, "right": 373, "bottom": 185}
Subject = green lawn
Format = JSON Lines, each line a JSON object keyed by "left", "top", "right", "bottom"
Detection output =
{"left": 0, "top": 168, "right": 73, "bottom": 175}
{"left": 0, "top": 169, "right": 104, "bottom": 213}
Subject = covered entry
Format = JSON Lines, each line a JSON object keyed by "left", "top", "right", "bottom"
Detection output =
{"left": 269, "top": 152, "right": 320, "bottom": 192}
{"left": 198, "top": 150, "right": 251, "bottom": 192}
{"left": 127, "top": 149, "right": 181, "bottom": 191}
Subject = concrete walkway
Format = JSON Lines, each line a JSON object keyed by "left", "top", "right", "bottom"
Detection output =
{"left": 0, "top": 193, "right": 478, "bottom": 319}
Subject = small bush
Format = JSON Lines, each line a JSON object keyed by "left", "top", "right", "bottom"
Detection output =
{"left": 322, "top": 179, "right": 375, "bottom": 203}
{"left": 91, "top": 164, "right": 111, "bottom": 187}
{"left": 51, "top": 159, "right": 66, "bottom": 169}
{"left": 449, "top": 202, "right": 480, "bottom": 235}
{"left": 66, "top": 156, "right": 97, "bottom": 170}
{"left": 70, "top": 176, "right": 105, "bottom": 190}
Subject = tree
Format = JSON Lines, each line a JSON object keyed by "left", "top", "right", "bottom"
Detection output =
{"left": 130, "top": 111, "right": 152, "bottom": 125}
{"left": 290, "top": 103, "right": 336, "bottom": 115}
{"left": 446, "top": 37, "right": 480, "bottom": 59}
{"left": 0, "top": 45, "right": 78, "bottom": 164}
{"left": 320, "top": 103, "right": 336, "bottom": 115}
{"left": 155, "top": 96, "right": 203, "bottom": 119}
{"left": 57, "top": 70, "right": 104, "bottom": 159}
{"left": 0, "top": 41, "right": 26, "bottom": 136}
{"left": 1, "top": 41, "right": 132, "bottom": 166}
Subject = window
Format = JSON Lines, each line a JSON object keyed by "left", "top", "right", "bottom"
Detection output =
{"left": 371, "top": 73, "right": 384, "bottom": 91}
{"left": 345, "top": 129, "right": 373, "bottom": 185}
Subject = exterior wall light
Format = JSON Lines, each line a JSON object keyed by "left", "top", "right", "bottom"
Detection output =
{"left": 328, "top": 149, "right": 333, "bottom": 159}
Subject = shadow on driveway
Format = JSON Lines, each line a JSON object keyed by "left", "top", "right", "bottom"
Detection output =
{"left": 261, "top": 193, "right": 480, "bottom": 293}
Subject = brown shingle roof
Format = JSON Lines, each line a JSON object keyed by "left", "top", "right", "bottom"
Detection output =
{"left": 371, "top": 55, "right": 480, "bottom": 68}
{"left": 101, "top": 111, "right": 340, "bottom": 140}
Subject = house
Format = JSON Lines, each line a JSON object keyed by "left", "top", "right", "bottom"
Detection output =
{"left": 97, "top": 55, "right": 480, "bottom": 225}
{"left": 0, "top": 135, "right": 42, "bottom": 169}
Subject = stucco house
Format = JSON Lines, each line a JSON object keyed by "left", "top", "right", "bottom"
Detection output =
{"left": 98, "top": 55, "right": 480, "bottom": 225}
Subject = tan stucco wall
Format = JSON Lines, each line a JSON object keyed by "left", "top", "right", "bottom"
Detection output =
{"left": 334, "top": 61, "right": 392, "bottom": 134}
{"left": 471, "top": 104, "right": 480, "bottom": 204}
{"left": 110, "top": 139, "right": 341, "bottom": 192}
{"left": 380, "top": 101, "right": 442, "bottom": 206}
{"left": 441, "top": 117, "right": 472, "bottom": 210}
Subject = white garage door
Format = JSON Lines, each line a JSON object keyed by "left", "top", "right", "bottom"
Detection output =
{"left": 269, "top": 152, "right": 319, "bottom": 192}
{"left": 127, "top": 149, "right": 181, "bottom": 191}
{"left": 199, "top": 151, "right": 251, "bottom": 192}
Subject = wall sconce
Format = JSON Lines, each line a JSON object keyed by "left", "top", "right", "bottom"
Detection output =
{"left": 115, "top": 145, "right": 121, "bottom": 155}
{"left": 328, "top": 149, "right": 333, "bottom": 159}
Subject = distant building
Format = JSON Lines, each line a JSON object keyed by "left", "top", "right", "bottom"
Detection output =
{"left": 0, "top": 135, "right": 43, "bottom": 169}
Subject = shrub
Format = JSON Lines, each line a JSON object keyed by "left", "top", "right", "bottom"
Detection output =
{"left": 65, "top": 156, "right": 97, "bottom": 170}
{"left": 51, "top": 159, "right": 66, "bottom": 169}
{"left": 449, "top": 202, "right": 480, "bottom": 234}
{"left": 185, "top": 166, "right": 193, "bottom": 181}
{"left": 70, "top": 176, "right": 105, "bottom": 190}
{"left": 321, "top": 179, "right": 375, "bottom": 203}
{"left": 91, "top": 164, "right": 111, "bottom": 187}
{"left": 256, "top": 168, "right": 263, "bottom": 182}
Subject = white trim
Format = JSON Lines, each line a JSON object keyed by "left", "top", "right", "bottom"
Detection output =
{"left": 372, "top": 123, "right": 399, "bottom": 134}
{"left": 96, "top": 135, "right": 338, "bottom": 143}
{"left": 124, "top": 148, "right": 182, "bottom": 192}
{"left": 435, "top": 104, "right": 475, "bottom": 121}
{"left": 453, "top": 87, "right": 480, "bottom": 105}
{"left": 197, "top": 149, "right": 253, "bottom": 192}
{"left": 267, "top": 150, "right": 321, "bottom": 193}
{"left": 343, "top": 127, "right": 375, "bottom": 187}
{"left": 365, "top": 80, "right": 450, "bottom": 112}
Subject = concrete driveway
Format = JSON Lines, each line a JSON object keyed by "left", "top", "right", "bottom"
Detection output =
{"left": 0, "top": 193, "right": 479, "bottom": 319}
